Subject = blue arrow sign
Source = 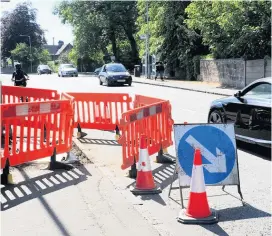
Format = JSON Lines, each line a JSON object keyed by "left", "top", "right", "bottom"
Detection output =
{"left": 176, "top": 125, "right": 236, "bottom": 184}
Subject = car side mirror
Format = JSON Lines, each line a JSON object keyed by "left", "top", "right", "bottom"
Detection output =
{"left": 234, "top": 91, "right": 242, "bottom": 97}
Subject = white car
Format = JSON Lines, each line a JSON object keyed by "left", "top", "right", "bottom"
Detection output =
{"left": 58, "top": 64, "right": 78, "bottom": 77}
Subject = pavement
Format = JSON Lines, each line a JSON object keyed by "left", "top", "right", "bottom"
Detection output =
{"left": 0, "top": 73, "right": 271, "bottom": 236}
{"left": 132, "top": 76, "right": 239, "bottom": 96}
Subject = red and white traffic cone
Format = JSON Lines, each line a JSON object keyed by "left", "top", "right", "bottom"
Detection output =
{"left": 178, "top": 148, "right": 218, "bottom": 224}
{"left": 131, "top": 134, "right": 161, "bottom": 195}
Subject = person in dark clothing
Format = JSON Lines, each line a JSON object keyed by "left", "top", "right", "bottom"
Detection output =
{"left": 11, "top": 63, "right": 29, "bottom": 102}
{"left": 12, "top": 63, "right": 29, "bottom": 87}
{"left": 155, "top": 61, "right": 164, "bottom": 81}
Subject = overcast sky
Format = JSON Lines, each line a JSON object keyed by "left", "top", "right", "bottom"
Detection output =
{"left": 1, "top": 0, "right": 74, "bottom": 45}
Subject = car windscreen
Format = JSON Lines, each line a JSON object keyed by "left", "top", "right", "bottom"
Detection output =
{"left": 63, "top": 65, "right": 74, "bottom": 68}
{"left": 40, "top": 65, "right": 50, "bottom": 69}
{"left": 106, "top": 64, "right": 126, "bottom": 72}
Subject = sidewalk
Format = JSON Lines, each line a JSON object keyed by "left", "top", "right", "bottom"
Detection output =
{"left": 132, "top": 76, "right": 239, "bottom": 96}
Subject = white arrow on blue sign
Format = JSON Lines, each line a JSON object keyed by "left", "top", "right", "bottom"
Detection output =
{"left": 174, "top": 123, "right": 239, "bottom": 186}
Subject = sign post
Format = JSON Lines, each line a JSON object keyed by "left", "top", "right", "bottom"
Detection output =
{"left": 169, "top": 123, "right": 244, "bottom": 207}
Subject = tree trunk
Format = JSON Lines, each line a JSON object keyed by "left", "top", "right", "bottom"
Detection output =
{"left": 109, "top": 28, "right": 118, "bottom": 61}
{"left": 124, "top": 27, "right": 139, "bottom": 64}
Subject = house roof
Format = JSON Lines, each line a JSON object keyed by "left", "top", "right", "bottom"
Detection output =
{"left": 55, "top": 43, "right": 72, "bottom": 56}
{"left": 43, "top": 45, "right": 59, "bottom": 55}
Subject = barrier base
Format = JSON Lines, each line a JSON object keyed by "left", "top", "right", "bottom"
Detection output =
{"left": 1, "top": 173, "right": 14, "bottom": 185}
{"left": 47, "top": 148, "right": 74, "bottom": 170}
{"left": 47, "top": 161, "right": 74, "bottom": 171}
{"left": 177, "top": 208, "right": 218, "bottom": 224}
{"left": 77, "top": 131, "right": 88, "bottom": 139}
{"left": 126, "top": 162, "right": 137, "bottom": 179}
{"left": 61, "top": 152, "right": 79, "bottom": 164}
{"left": 156, "top": 152, "right": 176, "bottom": 164}
{"left": 131, "top": 184, "right": 162, "bottom": 195}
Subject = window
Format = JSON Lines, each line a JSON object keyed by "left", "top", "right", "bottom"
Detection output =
{"left": 244, "top": 83, "right": 271, "bottom": 99}
{"left": 106, "top": 64, "right": 126, "bottom": 72}
{"left": 63, "top": 65, "right": 74, "bottom": 68}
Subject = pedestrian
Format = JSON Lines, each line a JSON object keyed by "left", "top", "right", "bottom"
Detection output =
{"left": 155, "top": 61, "right": 164, "bottom": 81}
{"left": 11, "top": 63, "right": 29, "bottom": 101}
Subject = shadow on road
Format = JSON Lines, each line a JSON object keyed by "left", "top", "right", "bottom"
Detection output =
{"left": 237, "top": 141, "right": 271, "bottom": 160}
{"left": 1, "top": 164, "right": 91, "bottom": 211}
{"left": 78, "top": 138, "right": 120, "bottom": 146}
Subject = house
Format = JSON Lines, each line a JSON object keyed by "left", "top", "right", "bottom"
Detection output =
{"left": 43, "top": 40, "right": 73, "bottom": 61}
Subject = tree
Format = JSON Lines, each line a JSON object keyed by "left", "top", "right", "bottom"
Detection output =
{"left": 136, "top": 1, "right": 208, "bottom": 80}
{"left": 58, "top": 51, "right": 70, "bottom": 64}
{"left": 54, "top": 1, "right": 139, "bottom": 68}
{"left": 1, "top": 2, "right": 46, "bottom": 60}
{"left": 11, "top": 43, "right": 50, "bottom": 70}
{"left": 185, "top": 0, "right": 271, "bottom": 59}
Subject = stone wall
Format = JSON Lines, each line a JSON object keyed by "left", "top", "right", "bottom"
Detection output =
{"left": 200, "top": 58, "right": 271, "bottom": 89}
{"left": 200, "top": 59, "right": 245, "bottom": 88}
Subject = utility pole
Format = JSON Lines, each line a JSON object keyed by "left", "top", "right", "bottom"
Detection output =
{"left": 145, "top": 0, "right": 150, "bottom": 79}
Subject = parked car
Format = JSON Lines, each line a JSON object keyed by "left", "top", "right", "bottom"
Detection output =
{"left": 208, "top": 77, "right": 271, "bottom": 148}
{"left": 58, "top": 64, "right": 78, "bottom": 77}
{"left": 94, "top": 67, "right": 102, "bottom": 75}
{"left": 98, "top": 63, "right": 132, "bottom": 86}
{"left": 37, "top": 65, "right": 52, "bottom": 75}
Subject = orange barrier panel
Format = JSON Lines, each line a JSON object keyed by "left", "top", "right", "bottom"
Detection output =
{"left": 2, "top": 86, "right": 59, "bottom": 104}
{"left": 133, "top": 95, "right": 164, "bottom": 108}
{"left": 1, "top": 100, "right": 74, "bottom": 168}
{"left": 118, "top": 98, "right": 174, "bottom": 170}
{"left": 67, "top": 93, "right": 133, "bottom": 131}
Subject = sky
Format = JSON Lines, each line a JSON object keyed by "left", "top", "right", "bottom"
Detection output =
{"left": 1, "top": 0, "right": 74, "bottom": 45}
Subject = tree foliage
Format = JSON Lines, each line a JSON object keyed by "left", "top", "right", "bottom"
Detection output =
{"left": 54, "top": 1, "right": 139, "bottom": 69}
{"left": 1, "top": 2, "right": 46, "bottom": 59}
{"left": 185, "top": 0, "right": 271, "bottom": 59}
{"left": 10, "top": 43, "right": 50, "bottom": 68}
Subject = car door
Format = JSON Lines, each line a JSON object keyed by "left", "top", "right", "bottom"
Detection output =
{"left": 99, "top": 66, "right": 106, "bottom": 83}
{"left": 240, "top": 82, "right": 271, "bottom": 143}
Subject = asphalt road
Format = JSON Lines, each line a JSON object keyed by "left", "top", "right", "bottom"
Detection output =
{"left": 1, "top": 73, "right": 271, "bottom": 236}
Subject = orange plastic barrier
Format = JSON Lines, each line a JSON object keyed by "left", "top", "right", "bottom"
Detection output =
{"left": 118, "top": 96, "right": 174, "bottom": 170}
{"left": 2, "top": 86, "right": 59, "bottom": 104}
{"left": 1, "top": 100, "right": 74, "bottom": 168}
{"left": 67, "top": 93, "right": 133, "bottom": 131}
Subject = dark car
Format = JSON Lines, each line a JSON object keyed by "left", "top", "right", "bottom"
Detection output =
{"left": 37, "top": 65, "right": 52, "bottom": 75}
{"left": 208, "top": 77, "right": 271, "bottom": 148}
{"left": 98, "top": 63, "right": 132, "bottom": 86}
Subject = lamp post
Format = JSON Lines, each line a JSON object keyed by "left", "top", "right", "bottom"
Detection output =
{"left": 19, "top": 34, "right": 32, "bottom": 73}
{"left": 145, "top": 0, "right": 150, "bottom": 79}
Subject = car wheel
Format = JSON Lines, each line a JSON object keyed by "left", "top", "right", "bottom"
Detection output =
{"left": 75, "top": 74, "right": 78, "bottom": 77}
{"left": 208, "top": 110, "right": 224, "bottom": 123}
{"left": 58, "top": 73, "right": 60, "bottom": 77}
{"left": 99, "top": 79, "right": 103, "bottom": 85}
{"left": 105, "top": 78, "right": 110, "bottom": 87}
{"left": 128, "top": 82, "right": 132, "bottom": 86}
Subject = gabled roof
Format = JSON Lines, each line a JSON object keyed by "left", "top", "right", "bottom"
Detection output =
{"left": 43, "top": 45, "right": 59, "bottom": 55}
{"left": 55, "top": 43, "right": 73, "bottom": 56}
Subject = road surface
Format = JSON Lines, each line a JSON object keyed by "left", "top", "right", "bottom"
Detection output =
{"left": 1, "top": 73, "right": 271, "bottom": 236}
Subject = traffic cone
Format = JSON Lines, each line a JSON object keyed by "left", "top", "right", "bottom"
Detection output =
{"left": 178, "top": 149, "right": 218, "bottom": 224}
{"left": 131, "top": 134, "right": 161, "bottom": 195}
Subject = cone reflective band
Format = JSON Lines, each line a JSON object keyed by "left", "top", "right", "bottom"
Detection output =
{"left": 178, "top": 148, "right": 218, "bottom": 224}
{"left": 131, "top": 134, "right": 161, "bottom": 195}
